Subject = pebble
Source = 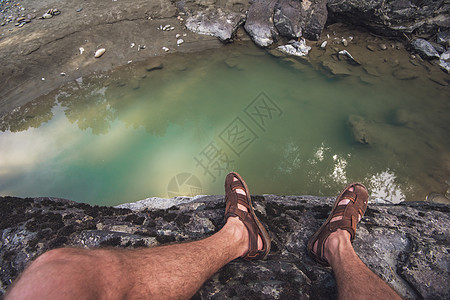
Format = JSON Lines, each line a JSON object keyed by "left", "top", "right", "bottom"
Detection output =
{"left": 79, "top": 47, "right": 85, "bottom": 54}
{"left": 177, "top": 39, "right": 184, "bottom": 46}
{"left": 176, "top": 34, "right": 181, "bottom": 38}
{"left": 183, "top": 33, "right": 187, "bottom": 37}
{"left": 60, "top": 72, "right": 66, "bottom": 76}
{"left": 342, "top": 38, "right": 348, "bottom": 47}
{"left": 94, "top": 48, "right": 106, "bottom": 58}
{"left": 131, "top": 43, "right": 135, "bottom": 48}
{"left": 162, "top": 46, "right": 169, "bottom": 52}
{"left": 379, "top": 43, "right": 387, "bottom": 50}
{"left": 42, "top": 13, "right": 52, "bottom": 19}
{"left": 76, "top": 8, "right": 83, "bottom": 12}
{"left": 320, "top": 41, "right": 327, "bottom": 48}
{"left": 366, "top": 44, "right": 376, "bottom": 52}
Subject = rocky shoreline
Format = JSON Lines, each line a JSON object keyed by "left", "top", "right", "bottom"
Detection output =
{"left": 0, "top": 195, "right": 449, "bottom": 299}
{"left": 1, "top": 0, "right": 449, "bottom": 115}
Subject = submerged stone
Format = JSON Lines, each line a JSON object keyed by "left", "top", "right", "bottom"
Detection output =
{"left": 348, "top": 114, "right": 369, "bottom": 144}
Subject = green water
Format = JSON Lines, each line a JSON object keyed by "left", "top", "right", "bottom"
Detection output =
{"left": 1, "top": 42, "right": 449, "bottom": 206}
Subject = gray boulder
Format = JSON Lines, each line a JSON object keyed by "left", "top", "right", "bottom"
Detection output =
{"left": 327, "top": 0, "right": 450, "bottom": 37}
{"left": 273, "top": 0, "right": 328, "bottom": 41}
{"left": 186, "top": 8, "right": 246, "bottom": 42}
{"left": 1, "top": 196, "right": 449, "bottom": 299}
{"left": 412, "top": 38, "right": 440, "bottom": 59}
{"left": 245, "top": 0, "right": 328, "bottom": 47}
{"left": 244, "top": 0, "right": 279, "bottom": 47}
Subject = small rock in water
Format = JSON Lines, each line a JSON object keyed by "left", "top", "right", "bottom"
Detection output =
{"left": 338, "top": 50, "right": 360, "bottom": 65}
{"left": 392, "top": 109, "right": 411, "bottom": 126}
{"left": 392, "top": 68, "right": 418, "bottom": 80}
{"left": 94, "top": 48, "right": 106, "bottom": 58}
{"left": 177, "top": 39, "right": 184, "bottom": 46}
{"left": 348, "top": 115, "right": 369, "bottom": 145}
{"left": 426, "top": 192, "right": 450, "bottom": 204}
{"left": 320, "top": 41, "right": 327, "bottom": 48}
{"left": 146, "top": 61, "right": 163, "bottom": 72}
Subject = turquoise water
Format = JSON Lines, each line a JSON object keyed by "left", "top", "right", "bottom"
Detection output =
{"left": 1, "top": 42, "right": 449, "bottom": 206}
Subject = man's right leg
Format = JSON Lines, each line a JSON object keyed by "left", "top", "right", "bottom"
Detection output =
{"left": 324, "top": 229, "right": 402, "bottom": 300}
{"left": 308, "top": 183, "right": 402, "bottom": 300}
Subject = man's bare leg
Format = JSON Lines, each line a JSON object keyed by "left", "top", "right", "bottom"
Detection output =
{"left": 6, "top": 178, "right": 262, "bottom": 300}
{"left": 311, "top": 186, "right": 402, "bottom": 300}
{"left": 322, "top": 229, "right": 402, "bottom": 300}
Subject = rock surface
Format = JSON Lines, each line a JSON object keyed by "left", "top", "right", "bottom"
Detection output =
{"left": 411, "top": 39, "right": 440, "bottom": 59}
{"left": 1, "top": 195, "right": 449, "bottom": 299}
{"left": 185, "top": 9, "right": 246, "bottom": 42}
{"left": 277, "top": 39, "right": 311, "bottom": 57}
{"left": 244, "top": 0, "right": 279, "bottom": 47}
{"left": 273, "top": 0, "right": 327, "bottom": 41}
{"left": 327, "top": 0, "right": 450, "bottom": 37}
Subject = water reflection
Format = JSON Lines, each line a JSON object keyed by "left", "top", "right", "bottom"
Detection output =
{"left": 0, "top": 43, "right": 449, "bottom": 206}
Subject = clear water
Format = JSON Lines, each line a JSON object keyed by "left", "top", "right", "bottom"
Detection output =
{"left": 1, "top": 42, "right": 449, "bottom": 206}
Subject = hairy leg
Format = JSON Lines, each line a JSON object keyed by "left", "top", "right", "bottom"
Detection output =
{"left": 324, "top": 230, "right": 402, "bottom": 300}
{"left": 6, "top": 177, "right": 262, "bottom": 300}
{"left": 6, "top": 217, "right": 249, "bottom": 300}
{"left": 312, "top": 186, "right": 402, "bottom": 300}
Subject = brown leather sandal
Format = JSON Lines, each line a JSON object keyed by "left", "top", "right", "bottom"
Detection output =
{"left": 225, "top": 172, "right": 271, "bottom": 260}
{"left": 307, "top": 182, "right": 369, "bottom": 266}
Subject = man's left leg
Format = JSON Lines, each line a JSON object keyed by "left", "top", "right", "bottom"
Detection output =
{"left": 6, "top": 172, "right": 269, "bottom": 299}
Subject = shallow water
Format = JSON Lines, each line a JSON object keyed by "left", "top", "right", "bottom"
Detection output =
{"left": 1, "top": 42, "right": 449, "bottom": 206}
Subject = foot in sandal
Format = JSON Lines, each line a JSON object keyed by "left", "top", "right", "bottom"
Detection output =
{"left": 307, "top": 183, "right": 369, "bottom": 266}
{"left": 225, "top": 172, "right": 271, "bottom": 260}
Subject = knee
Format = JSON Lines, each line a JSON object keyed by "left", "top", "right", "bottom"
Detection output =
{"left": 31, "top": 248, "right": 83, "bottom": 269}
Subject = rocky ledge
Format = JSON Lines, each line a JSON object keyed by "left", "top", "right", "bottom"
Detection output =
{"left": 1, "top": 195, "right": 449, "bottom": 299}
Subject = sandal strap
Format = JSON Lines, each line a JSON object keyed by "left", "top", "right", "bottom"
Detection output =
{"left": 224, "top": 172, "right": 270, "bottom": 260}
{"left": 307, "top": 183, "right": 369, "bottom": 266}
